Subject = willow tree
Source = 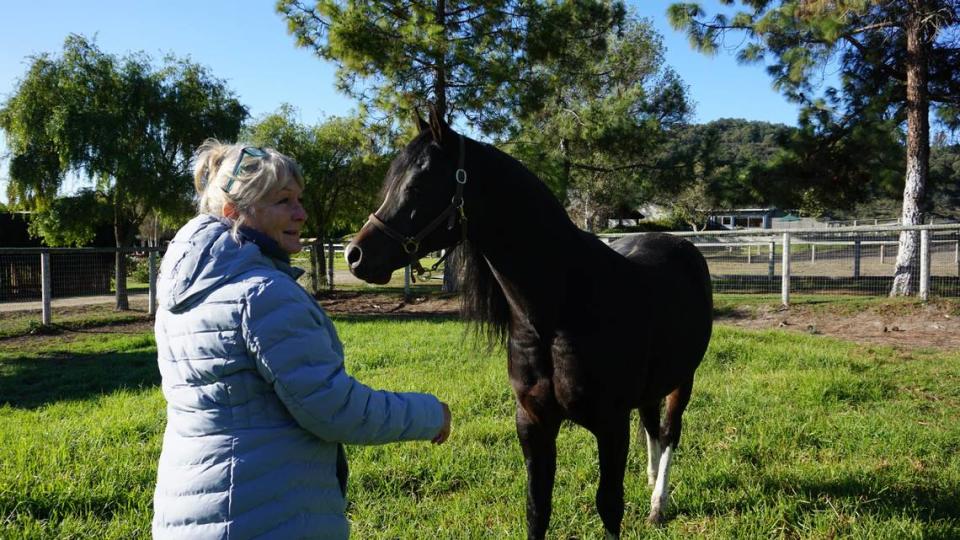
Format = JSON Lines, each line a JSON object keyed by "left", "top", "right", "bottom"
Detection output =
{"left": 0, "top": 35, "right": 246, "bottom": 309}
{"left": 669, "top": 0, "right": 960, "bottom": 295}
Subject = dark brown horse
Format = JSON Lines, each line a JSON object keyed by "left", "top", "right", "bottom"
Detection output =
{"left": 345, "top": 112, "right": 713, "bottom": 539}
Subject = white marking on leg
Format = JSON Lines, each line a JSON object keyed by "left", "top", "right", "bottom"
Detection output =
{"left": 648, "top": 445, "right": 673, "bottom": 523}
{"left": 645, "top": 431, "right": 661, "bottom": 486}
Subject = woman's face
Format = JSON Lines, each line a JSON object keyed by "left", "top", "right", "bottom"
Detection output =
{"left": 245, "top": 179, "right": 308, "bottom": 254}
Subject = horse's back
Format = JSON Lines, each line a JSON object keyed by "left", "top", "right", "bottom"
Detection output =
{"left": 609, "top": 233, "right": 711, "bottom": 298}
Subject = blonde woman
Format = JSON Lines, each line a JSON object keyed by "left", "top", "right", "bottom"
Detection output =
{"left": 152, "top": 140, "right": 451, "bottom": 539}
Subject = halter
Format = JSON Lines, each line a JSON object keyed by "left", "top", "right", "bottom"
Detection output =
{"left": 366, "top": 134, "right": 468, "bottom": 280}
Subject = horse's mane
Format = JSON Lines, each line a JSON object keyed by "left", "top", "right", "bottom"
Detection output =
{"left": 458, "top": 237, "right": 510, "bottom": 349}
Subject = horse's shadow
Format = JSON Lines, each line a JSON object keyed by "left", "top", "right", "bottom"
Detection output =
{"left": 0, "top": 349, "right": 160, "bottom": 409}
{"left": 690, "top": 471, "right": 959, "bottom": 528}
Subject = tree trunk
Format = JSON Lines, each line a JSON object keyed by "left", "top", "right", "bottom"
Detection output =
{"left": 437, "top": 0, "right": 459, "bottom": 291}
{"left": 441, "top": 245, "right": 461, "bottom": 293}
{"left": 308, "top": 239, "right": 320, "bottom": 295}
{"left": 434, "top": 0, "right": 447, "bottom": 117}
{"left": 113, "top": 194, "right": 133, "bottom": 311}
{"left": 315, "top": 238, "right": 328, "bottom": 292}
{"left": 890, "top": 5, "right": 930, "bottom": 296}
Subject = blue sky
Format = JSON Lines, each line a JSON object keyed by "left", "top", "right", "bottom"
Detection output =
{"left": 0, "top": 0, "right": 807, "bottom": 200}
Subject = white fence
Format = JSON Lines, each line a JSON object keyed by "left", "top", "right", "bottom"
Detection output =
{"left": 3, "top": 224, "right": 959, "bottom": 326}
{"left": 601, "top": 223, "right": 960, "bottom": 305}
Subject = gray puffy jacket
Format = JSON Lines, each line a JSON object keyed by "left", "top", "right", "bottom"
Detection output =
{"left": 152, "top": 215, "right": 444, "bottom": 539}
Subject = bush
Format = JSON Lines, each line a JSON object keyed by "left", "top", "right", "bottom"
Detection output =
{"left": 128, "top": 255, "right": 155, "bottom": 284}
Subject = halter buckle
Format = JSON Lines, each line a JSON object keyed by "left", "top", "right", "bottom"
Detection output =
{"left": 403, "top": 238, "right": 419, "bottom": 254}
{"left": 455, "top": 169, "right": 467, "bottom": 184}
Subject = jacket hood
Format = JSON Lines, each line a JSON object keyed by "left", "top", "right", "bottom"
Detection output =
{"left": 158, "top": 214, "right": 301, "bottom": 313}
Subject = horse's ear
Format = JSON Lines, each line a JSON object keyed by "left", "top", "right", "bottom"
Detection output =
{"left": 413, "top": 108, "right": 429, "bottom": 134}
{"left": 427, "top": 103, "right": 453, "bottom": 143}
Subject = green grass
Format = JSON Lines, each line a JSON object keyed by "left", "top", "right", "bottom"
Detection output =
{"left": 1, "top": 317, "right": 959, "bottom": 538}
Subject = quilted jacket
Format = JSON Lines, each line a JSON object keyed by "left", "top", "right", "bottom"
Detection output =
{"left": 152, "top": 214, "right": 444, "bottom": 539}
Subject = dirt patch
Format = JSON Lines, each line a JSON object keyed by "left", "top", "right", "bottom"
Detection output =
{"left": 318, "top": 291, "right": 460, "bottom": 318}
{"left": 318, "top": 291, "right": 960, "bottom": 351}
{"left": 715, "top": 301, "right": 960, "bottom": 351}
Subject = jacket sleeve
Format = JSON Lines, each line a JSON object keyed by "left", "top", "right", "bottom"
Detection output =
{"left": 241, "top": 277, "right": 444, "bottom": 445}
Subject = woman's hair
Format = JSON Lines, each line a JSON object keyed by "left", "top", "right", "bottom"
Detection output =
{"left": 192, "top": 139, "right": 305, "bottom": 238}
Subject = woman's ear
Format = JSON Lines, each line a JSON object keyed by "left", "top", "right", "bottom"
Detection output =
{"left": 223, "top": 201, "right": 240, "bottom": 219}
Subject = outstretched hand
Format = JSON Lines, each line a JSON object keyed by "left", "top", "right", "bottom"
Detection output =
{"left": 432, "top": 402, "right": 451, "bottom": 444}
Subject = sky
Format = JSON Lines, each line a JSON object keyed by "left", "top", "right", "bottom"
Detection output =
{"left": 0, "top": 0, "right": 808, "bottom": 201}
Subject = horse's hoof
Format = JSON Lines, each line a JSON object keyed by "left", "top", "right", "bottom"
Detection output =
{"left": 647, "top": 510, "right": 666, "bottom": 527}
{"left": 604, "top": 530, "right": 619, "bottom": 540}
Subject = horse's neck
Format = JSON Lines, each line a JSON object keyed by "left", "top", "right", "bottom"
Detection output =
{"left": 470, "top": 153, "right": 582, "bottom": 332}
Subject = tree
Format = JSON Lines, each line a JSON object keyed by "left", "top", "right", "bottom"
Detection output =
{"left": 510, "top": 14, "right": 692, "bottom": 231}
{"left": 26, "top": 189, "right": 112, "bottom": 247}
{"left": 669, "top": 0, "right": 960, "bottom": 295}
{"left": 651, "top": 119, "right": 793, "bottom": 229}
{"left": 0, "top": 35, "right": 246, "bottom": 309}
{"left": 246, "top": 106, "right": 386, "bottom": 293}
{"left": 278, "top": 0, "right": 625, "bottom": 130}
{"left": 279, "top": 0, "right": 627, "bottom": 289}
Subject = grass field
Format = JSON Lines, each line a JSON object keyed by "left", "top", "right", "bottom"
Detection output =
{"left": 1, "top": 306, "right": 959, "bottom": 538}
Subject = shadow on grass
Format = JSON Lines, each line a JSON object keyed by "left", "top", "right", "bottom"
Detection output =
{"left": 0, "top": 349, "right": 160, "bottom": 409}
{"left": 692, "top": 472, "right": 960, "bottom": 529}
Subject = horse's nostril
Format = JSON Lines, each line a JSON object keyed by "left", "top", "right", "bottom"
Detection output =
{"left": 345, "top": 244, "right": 363, "bottom": 269}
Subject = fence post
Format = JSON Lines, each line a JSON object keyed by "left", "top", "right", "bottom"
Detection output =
{"left": 767, "top": 240, "right": 775, "bottom": 280}
{"left": 811, "top": 243, "right": 816, "bottom": 263}
{"left": 853, "top": 236, "right": 861, "bottom": 278}
{"left": 404, "top": 264, "right": 411, "bottom": 299}
{"left": 41, "top": 251, "right": 52, "bottom": 326}
{"left": 880, "top": 243, "right": 885, "bottom": 264}
{"left": 746, "top": 245, "right": 751, "bottom": 264}
{"left": 148, "top": 250, "right": 157, "bottom": 316}
{"left": 327, "top": 240, "right": 335, "bottom": 291}
{"left": 920, "top": 229, "right": 930, "bottom": 301}
{"left": 781, "top": 232, "right": 791, "bottom": 306}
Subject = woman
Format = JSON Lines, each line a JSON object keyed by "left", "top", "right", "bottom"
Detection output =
{"left": 152, "top": 140, "right": 451, "bottom": 539}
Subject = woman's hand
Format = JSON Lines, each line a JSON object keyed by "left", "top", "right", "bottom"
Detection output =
{"left": 432, "top": 402, "right": 451, "bottom": 444}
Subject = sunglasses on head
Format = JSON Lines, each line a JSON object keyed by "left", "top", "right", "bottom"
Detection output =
{"left": 221, "top": 146, "right": 268, "bottom": 194}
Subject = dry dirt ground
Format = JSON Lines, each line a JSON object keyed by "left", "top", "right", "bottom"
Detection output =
{"left": 316, "top": 291, "right": 960, "bottom": 352}
{"left": 3, "top": 292, "right": 958, "bottom": 352}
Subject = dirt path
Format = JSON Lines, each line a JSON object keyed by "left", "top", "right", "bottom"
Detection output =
{"left": 0, "top": 292, "right": 149, "bottom": 313}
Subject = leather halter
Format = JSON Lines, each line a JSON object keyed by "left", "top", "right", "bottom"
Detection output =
{"left": 365, "top": 133, "right": 468, "bottom": 277}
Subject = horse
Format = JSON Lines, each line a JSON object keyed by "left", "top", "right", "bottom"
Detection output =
{"left": 345, "top": 111, "right": 713, "bottom": 539}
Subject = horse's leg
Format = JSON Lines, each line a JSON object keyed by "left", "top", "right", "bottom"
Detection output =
{"left": 594, "top": 413, "right": 631, "bottom": 539}
{"left": 648, "top": 377, "right": 694, "bottom": 525}
{"left": 516, "top": 406, "right": 561, "bottom": 540}
{"left": 640, "top": 402, "right": 662, "bottom": 486}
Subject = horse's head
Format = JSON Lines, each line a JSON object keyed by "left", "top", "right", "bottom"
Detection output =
{"left": 346, "top": 111, "right": 468, "bottom": 284}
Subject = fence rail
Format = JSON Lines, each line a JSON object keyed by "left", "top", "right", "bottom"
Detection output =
{"left": 601, "top": 223, "right": 960, "bottom": 304}
{"left": 3, "top": 224, "right": 959, "bottom": 327}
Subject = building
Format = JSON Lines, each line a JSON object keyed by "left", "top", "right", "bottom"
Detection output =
{"left": 707, "top": 208, "right": 786, "bottom": 229}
